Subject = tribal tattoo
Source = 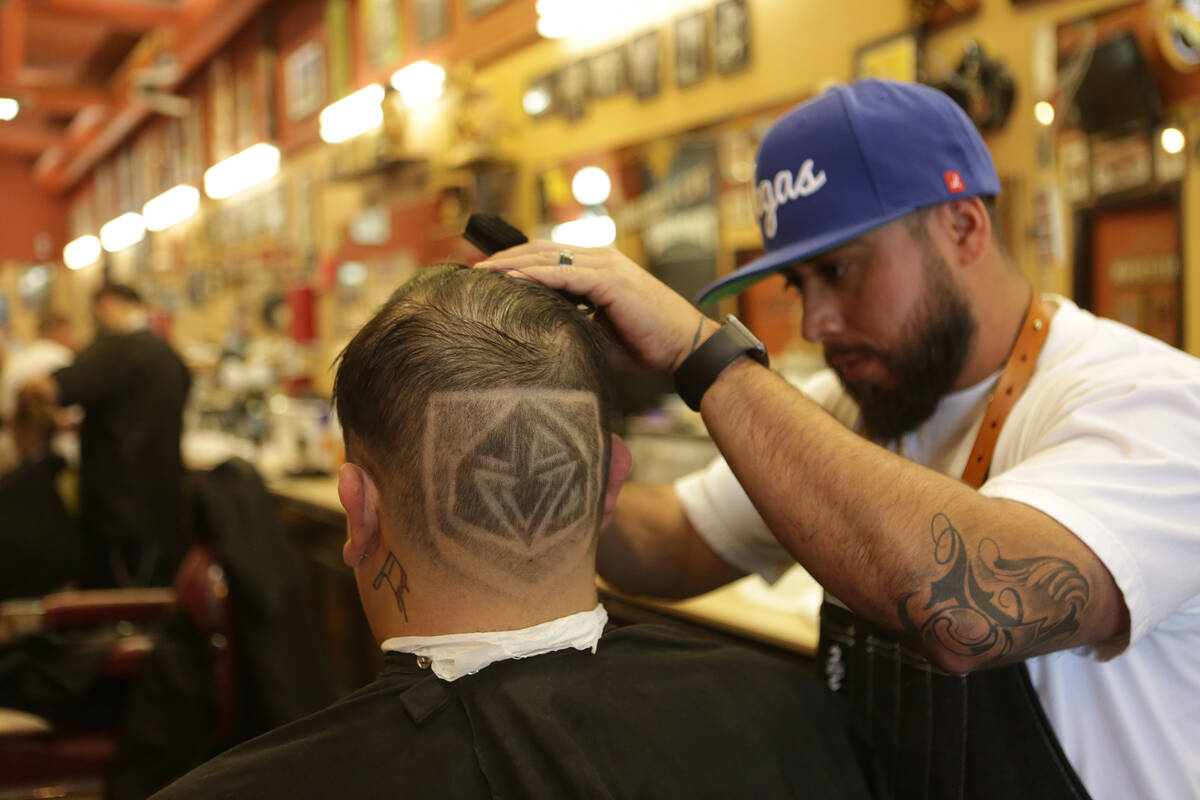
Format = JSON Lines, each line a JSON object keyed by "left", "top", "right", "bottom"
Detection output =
{"left": 373, "top": 550, "right": 411, "bottom": 622}
{"left": 897, "top": 513, "right": 1089, "bottom": 664}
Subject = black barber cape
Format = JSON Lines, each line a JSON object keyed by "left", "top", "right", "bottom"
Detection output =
{"left": 152, "top": 624, "right": 881, "bottom": 799}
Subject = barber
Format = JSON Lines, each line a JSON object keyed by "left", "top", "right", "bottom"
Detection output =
{"left": 479, "top": 80, "right": 1200, "bottom": 799}
{"left": 21, "top": 283, "right": 191, "bottom": 588}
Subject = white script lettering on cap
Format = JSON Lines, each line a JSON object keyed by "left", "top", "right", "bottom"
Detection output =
{"left": 757, "top": 160, "right": 827, "bottom": 239}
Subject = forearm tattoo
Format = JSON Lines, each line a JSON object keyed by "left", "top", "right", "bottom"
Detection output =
{"left": 423, "top": 389, "right": 604, "bottom": 584}
{"left": 374, "top": 550, "right": 411, "bottom": 622}
{"left": 897, "top": 513, "right": 1090, "bottom": 664}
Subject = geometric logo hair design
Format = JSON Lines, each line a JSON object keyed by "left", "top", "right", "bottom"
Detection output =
{"left": 423, "top": 389, "right": 603, "bottom": 581}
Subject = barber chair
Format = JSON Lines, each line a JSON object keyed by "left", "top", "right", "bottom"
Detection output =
{"left": 0, "top": 544, "right": 235, "bottom": 799}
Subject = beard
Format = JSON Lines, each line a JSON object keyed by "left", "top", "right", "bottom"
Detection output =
{"left": 826, "top": 249, "right": 977, "bottom": 442}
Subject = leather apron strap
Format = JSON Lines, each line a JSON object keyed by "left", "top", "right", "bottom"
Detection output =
{"left": 820, "top": 293, "right": 1092, "bottom": 799}
{"left": 960, "top": 294, "right": 1053, "bottom": 489}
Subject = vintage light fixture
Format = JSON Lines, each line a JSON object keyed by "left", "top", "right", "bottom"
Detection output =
{"left": 99, "top": 212, "right": 147, "bottom": 252}
{"left": 1034, "top": 101, "right": 1055, "bottom": 126}
{"left": 552, "top": 214, "right": 616, "bottom": 248}
{"left": 571, "top": 166, "right": 612, "bottom": 206}
{"left": 1160, "top": 126, "right": 1186, "bottom": 154}
{"left": 143, "top": 184, "right": 200, "bottom": 231}
{"left": 523, "top": 86, "right": 552, "bottom": 117}
{"left": 63, "top": 235, "right": 102, "bottom": 270}
{"left": 320, "top": 84, "right": 386, "bottom": 143}
{"left": 391, "top": 61, "right": 445, "bottom": 109}
{"left": 204, "top": 143, "right": 281, "bottom": 200}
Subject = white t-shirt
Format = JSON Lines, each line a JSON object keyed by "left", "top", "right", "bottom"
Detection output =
{"left": 675, "top": 296, "right": 1200, "bottom": 800}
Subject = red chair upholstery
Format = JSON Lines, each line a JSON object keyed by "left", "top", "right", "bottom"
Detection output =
{"left": 0, "top": 544, "right": 235, "bottom": 799}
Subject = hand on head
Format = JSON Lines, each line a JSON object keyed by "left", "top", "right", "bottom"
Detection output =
{"left": 476, "top": 241, "right": 718, "bottom": 373}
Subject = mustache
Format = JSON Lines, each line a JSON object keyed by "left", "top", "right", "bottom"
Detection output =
{"left": 824, "top": 343, "right": 885, "bottom": 367}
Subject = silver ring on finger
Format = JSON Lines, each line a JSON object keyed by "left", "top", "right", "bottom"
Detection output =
{"left": 558, "top": 249, "right": 574, "bottom": 266}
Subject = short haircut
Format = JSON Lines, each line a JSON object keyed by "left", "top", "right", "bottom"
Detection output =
{"left": 94, "top": 283, "right": 144, "bottom": 306}
{"left": 332, "top": 264, "right": 614, "bottom": 586}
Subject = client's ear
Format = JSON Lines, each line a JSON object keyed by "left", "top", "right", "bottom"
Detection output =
{"left": 601, "top": 435, "right": 633, "bottom": 527}
{"left": 338, "top": 462, "right": 382, "bottom": 568}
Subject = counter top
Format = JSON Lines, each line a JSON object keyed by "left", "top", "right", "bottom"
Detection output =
{"left": 267, "top": 474, "right": 820, "bottom": 656}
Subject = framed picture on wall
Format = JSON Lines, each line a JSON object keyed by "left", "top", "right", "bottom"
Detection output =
{"left": 629, "top": 30, "right": 662, "bottom": 100}
{"left": 284, "top": 41, "right": 325, "bottom": 122}
{"left": 714, "top": 0, "right": 750, "bottom": 74}
{"left": 854, "top": 29, "right": 920, "bottom": 82}
{"left": 415, "top": 0, "right": 450, "bottom": 44}
{"left": 466, "top": 0, "right": 507, "bottom": 17}
{"left": 361, "top": 0, "right": 400, "bottom": 68}
{"left": 674, "top": 12, "right": 708, "bottom": 88}
{"left": 557, "top": 60, "right": 589, "bottom": 121}
{"left": 589, "top": 48, "right": 626, "bottom": 98}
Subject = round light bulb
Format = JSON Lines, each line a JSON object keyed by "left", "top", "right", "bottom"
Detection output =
{"left": 1161, "top": 126, "right": 1186, "bottom": 155}
{"left": 1034, "top": 101, "right": 1055, "bottom": 127}
{"left": 571, "top": 166, "right": 612, "bottom": 206}
{"left": 523, "top": 86, "right": 551, "bottom": 116}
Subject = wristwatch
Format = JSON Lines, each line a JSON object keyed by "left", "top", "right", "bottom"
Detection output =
{"left": 673, "top": 315, "right": 769, "bottom": 412}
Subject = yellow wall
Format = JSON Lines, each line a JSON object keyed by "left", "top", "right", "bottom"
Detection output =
{"left": 476, "top": 0, "right": 1199, "bottom": 355}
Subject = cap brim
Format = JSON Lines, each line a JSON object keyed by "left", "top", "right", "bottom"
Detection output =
{"left": 695, "top": 206, "right": 917, "bottom": 305}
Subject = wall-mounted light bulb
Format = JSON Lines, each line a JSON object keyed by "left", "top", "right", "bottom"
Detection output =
{"left": 320, "top": 84, "right": 385, "bottom": 143}
{"left": 99, "top": 212, "right": 147, "bottom": 252}
{"left": 391, "top": 61, "right": 445, "bottom": 109}
{"left": 1161, "top": 126, "right": 1186, "bottom": 154}
{"left": 204, "top": 143, "right": 281, "bottom": 200}
{"left": 63, "top": 235, "right": 101, "bottom": 270}
{"left": 143, "top": 184, "right": 200, "bottom": 231}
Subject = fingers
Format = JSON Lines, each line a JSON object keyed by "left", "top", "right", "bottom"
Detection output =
{"left": 476, "top": 240, "right": 606, "bottom": 271}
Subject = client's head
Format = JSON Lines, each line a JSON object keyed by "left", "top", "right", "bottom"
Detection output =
{"left": 333, "top": 264, "right": 630, "bottom": 635}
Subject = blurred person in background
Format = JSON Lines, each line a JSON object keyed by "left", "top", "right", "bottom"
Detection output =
{"left": 0, "top": 392, "right": 82, "bottom": 599}
{"left": 21, "top": 283, "right": 190, "bottom": 588}
{"left": 0, "top": 310, "right": 77, "bottom": 474}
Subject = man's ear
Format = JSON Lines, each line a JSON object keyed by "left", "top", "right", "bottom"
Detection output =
{"left": 338, "top": 462, "right": 382, "bottom": 568}
{"left": 601, "top": 435, "right": 633, "bottom": 528}
{"left": 938, "top": 196, "right": 990, "bottom": 267}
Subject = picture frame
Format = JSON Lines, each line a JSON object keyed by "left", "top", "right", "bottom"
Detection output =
{"left": 556, "top": 61, "right": 589, "bottom": 121}
{"left": 713, "top": 0, "right": 750, "bottom": 75}
{"left": 284, "top": 41, "right": 325, "bottom": 122}
{"left": 629, "top": 30, "right": 662, "bottom": 100}
{"left": 415, "top": 0, "right": 450, "bottom": 45}
{"left": 466, "top": 0, "right": 508, "bottom": 18}
{"left": 588, "top": 48, "right": 626, "bottom": 99}
{"left": 854, "top": 29, "right": 921, "bottom": 82}
{"left": 674, "top": 12, "right": 708, "bottom": 88}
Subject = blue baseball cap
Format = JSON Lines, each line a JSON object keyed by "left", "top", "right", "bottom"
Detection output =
{"left": 697, "top": 79, "right": 1000, "bottom": 305}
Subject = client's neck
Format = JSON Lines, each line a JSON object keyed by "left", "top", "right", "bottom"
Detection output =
{"left": 356, "top": 537, "right": 599, "bottom": 640}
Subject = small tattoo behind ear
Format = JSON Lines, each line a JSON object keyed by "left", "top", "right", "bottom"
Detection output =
{"left": 374, "top": 551, "right": 411, "bottom": 622}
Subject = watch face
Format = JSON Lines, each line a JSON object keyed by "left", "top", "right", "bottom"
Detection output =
{"left": 724, "top": 315, "right": 768, "bottom": 363}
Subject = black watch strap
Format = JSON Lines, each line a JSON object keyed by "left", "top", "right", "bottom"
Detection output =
{"left": 673, "top": 315, "right": 768, "bottom": 412}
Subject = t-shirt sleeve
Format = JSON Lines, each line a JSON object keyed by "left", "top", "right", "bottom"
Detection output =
{"left": 980, "top": 360, "right": 1200, "bottom": 652}
{"left": 674, "top": 456, "right": 794, "bottom": 583}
